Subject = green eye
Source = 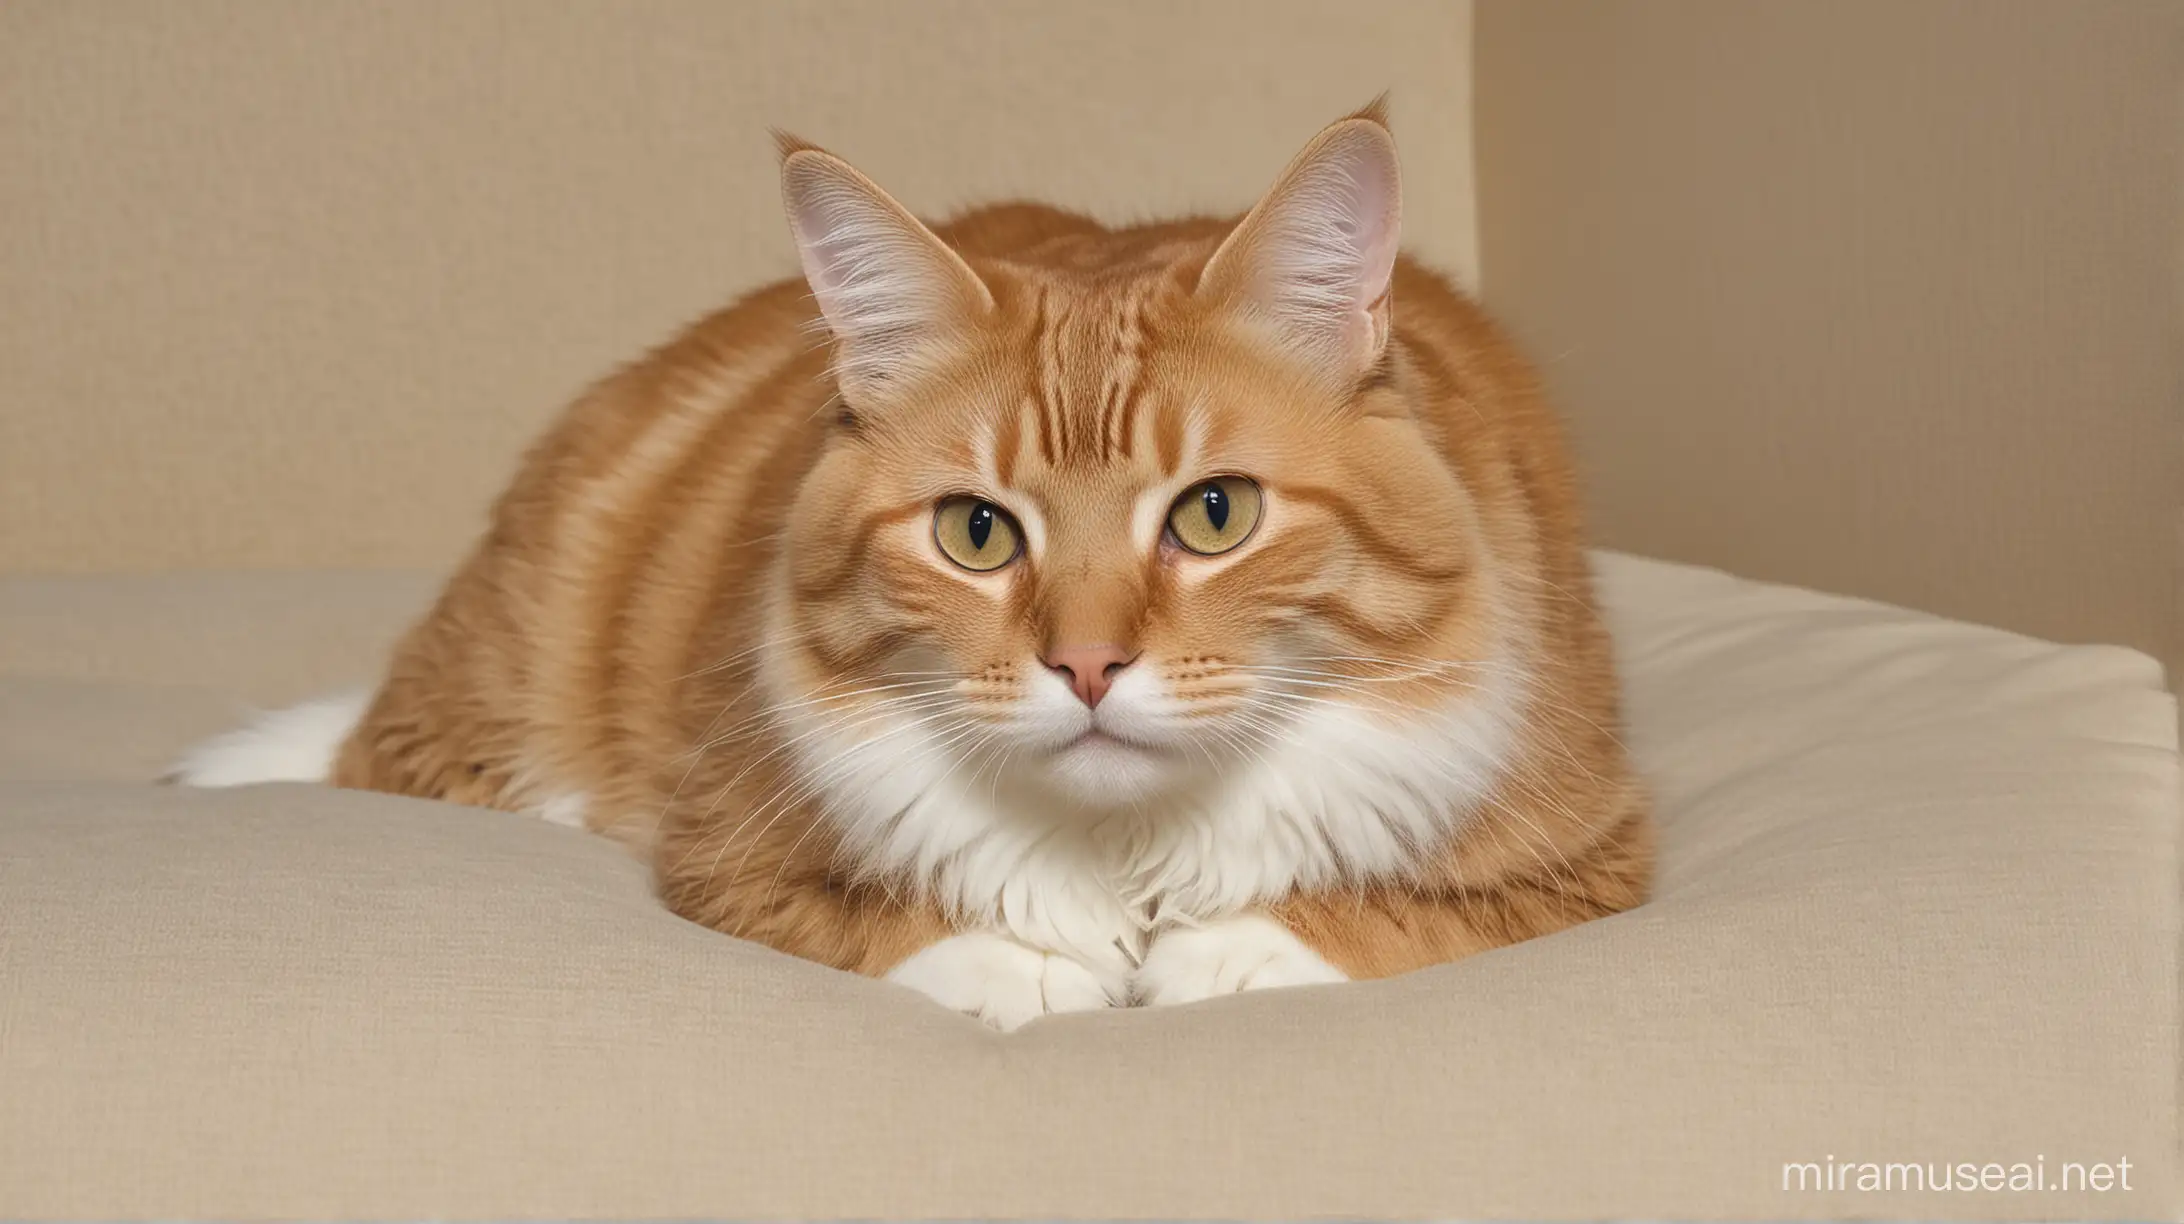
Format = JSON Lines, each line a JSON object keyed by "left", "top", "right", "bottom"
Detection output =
{"left": 933, "top": 497, "right": 1021, "bottom": 572}
{"left": 1167, "top": 477, "right": 1263, "bottom": 555}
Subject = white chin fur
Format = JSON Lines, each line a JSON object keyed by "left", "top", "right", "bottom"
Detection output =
{"left": 763, "top": 631, "right": 1530, "bottom": 995}
{"left": 1040, "top": 734, "right": 1175, "bottom": 805}
{"left": 1010, "top": 660, "right": 1194, "bottom": 807}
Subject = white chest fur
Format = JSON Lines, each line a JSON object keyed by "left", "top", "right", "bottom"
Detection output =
{"left": 786, "top": 663, "right": 1530, "bottom": 995}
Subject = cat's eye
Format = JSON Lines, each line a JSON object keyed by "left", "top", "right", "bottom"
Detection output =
{"left": 1166, "top": 477, "right": 1263, "bottom": 556}
{"left": 933, "top": 497, "right": 1022, "bottom": 572}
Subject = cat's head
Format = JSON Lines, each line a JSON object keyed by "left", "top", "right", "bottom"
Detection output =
{"left": 767, "top": 105, "right": 1499, "bottom": 815}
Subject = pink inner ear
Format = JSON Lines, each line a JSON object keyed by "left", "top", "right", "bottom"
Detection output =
{"left": 779, "top": 154, "right": 991, "bottom": 392}
{"left": 783, "top": 160, "right": 924, "bottom": 346}
{"left": 1211, "top": 121, "right": 1403, "bottom": 378}
{"left": 787, "top": 187, "right": 845, "bottom": 303}
{"left": 1348, "top": 149, "right": 1402, "bottom": 306}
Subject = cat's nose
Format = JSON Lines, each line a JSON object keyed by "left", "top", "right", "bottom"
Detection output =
{"left": 1044, "top": 643, "right": 1135, "bottom": 708}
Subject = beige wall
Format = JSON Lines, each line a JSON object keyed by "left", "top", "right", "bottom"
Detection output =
{"left": 1476, "top": 0, "right": 2183, "bottom": 676}
{"left": 11, "top": 2, "right": 2176, "bottom": 675}
{"left": 0, "top": 0, "right": 1475, "bottom": 572}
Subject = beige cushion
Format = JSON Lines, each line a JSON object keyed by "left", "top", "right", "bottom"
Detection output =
{"left": 0, "top": 553, "right": 2174, "bottom": 1218}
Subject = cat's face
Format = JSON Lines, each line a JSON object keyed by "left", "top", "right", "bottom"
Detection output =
{"left": 782, "top": 280, "right": 1487, "bottom": 809}
{"left": 768, "top": 114, "right": 1495, "bottom": 812}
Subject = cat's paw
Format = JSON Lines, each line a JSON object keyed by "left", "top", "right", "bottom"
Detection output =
{"left": 885, "top": 931, "right": 1117, "bottom": 1031}
{"left": 1134, "top": 912, "right": 1347, "bottom": 1007}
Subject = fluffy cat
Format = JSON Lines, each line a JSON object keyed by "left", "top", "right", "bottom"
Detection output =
{"left": 178, "top": 103, "right": 1652, "bottom": 1029}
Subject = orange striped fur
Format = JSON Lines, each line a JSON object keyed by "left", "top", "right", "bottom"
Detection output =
{"left": 326, "top": 105, "right": 1651, "bottom": 1024}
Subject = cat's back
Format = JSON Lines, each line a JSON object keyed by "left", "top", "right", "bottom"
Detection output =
{"left": 328, "top": 268, "right": 835, "bottom": 826}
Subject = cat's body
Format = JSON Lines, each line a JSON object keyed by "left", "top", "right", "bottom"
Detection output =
{"left": 179, "top": 107, "right": 1650, "bottom": 1028}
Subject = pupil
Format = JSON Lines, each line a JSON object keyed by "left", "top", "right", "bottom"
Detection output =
{"left": 967, "top": 504, "right": 992, "bottom": 550}
{"left": 1203, "top": 485, "right": 1228, "bottom": 530}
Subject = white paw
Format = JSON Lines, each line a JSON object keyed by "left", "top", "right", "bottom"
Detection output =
{"left": 885, "top": 932, "right": 1118, "bottom": 1031}
{"left": 1134, "top": 913, "right": 1347, "bottom": 1007}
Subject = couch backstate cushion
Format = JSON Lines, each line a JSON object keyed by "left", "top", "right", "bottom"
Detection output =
{"left": 0, "top": 1, "right": 1476, "bottom": 576}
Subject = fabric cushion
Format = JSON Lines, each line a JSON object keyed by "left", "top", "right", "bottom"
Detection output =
{"left": 0, "top": 552, "right": 2174, "bottom": 1219}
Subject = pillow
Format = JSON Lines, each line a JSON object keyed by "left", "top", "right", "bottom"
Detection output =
{"left": 0, "top": 552, "right": 2172, "bottom": 1218}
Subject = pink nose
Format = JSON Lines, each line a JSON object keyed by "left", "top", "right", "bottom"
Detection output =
{"left": 1044, "top": 643, "right": 1134, "bottom": 708}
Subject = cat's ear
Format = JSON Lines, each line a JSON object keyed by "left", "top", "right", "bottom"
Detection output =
{"left": 1196, "top": 102, "right": 1402, "bottom": 386}
{"left": 775, "top": 133, "right": 994, "bottom": 399}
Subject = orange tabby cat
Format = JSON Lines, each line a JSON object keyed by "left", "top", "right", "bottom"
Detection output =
{"left": 179, "top": 103, "right": 1650, "bottom": 1029}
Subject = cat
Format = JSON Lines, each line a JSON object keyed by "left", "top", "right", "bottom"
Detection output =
{"left": 176, "top": 102, "right": 1652, "bottom": 1030}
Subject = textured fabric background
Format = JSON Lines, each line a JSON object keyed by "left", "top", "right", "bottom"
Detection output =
{"left": 1476, "top": 0, "right": 2184, "bottom": 682}
{"left": 0, "top": 553, "right": 2174, "bottom": 1219}
{"left": 0, "top": 0, "right": 1476, "bottom": 574}
{"left": 7, "top": 2, "right": 2174, "bottom": 681}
